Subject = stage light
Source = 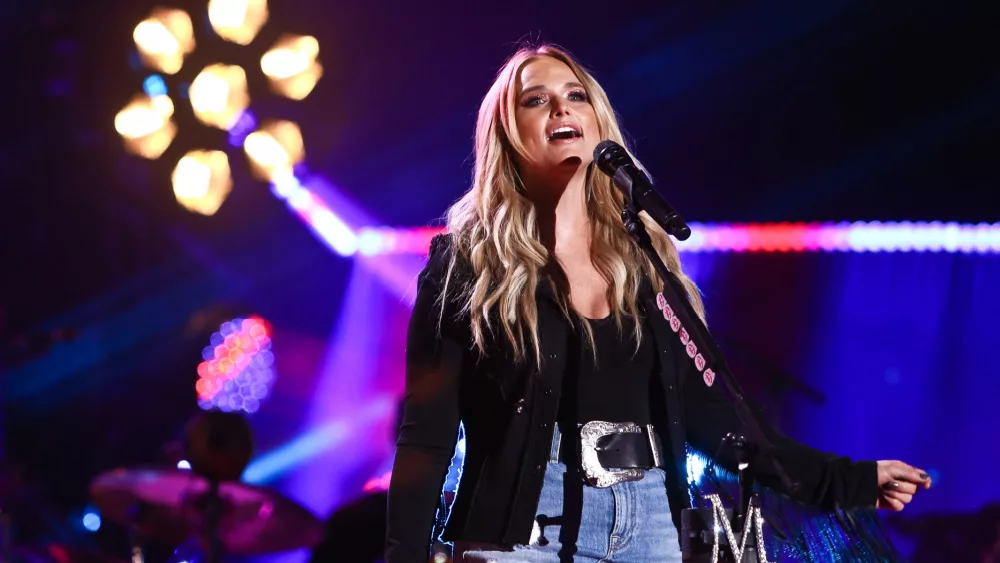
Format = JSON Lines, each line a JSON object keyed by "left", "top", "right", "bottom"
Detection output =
{"left": 268, "top": 175, "right": 359, "bottom": 256}
{"left": 261, "top": 34, "right": 323, "bottom": 100}
{"left": 189, "top": 64, "right": 250, "bottom": 130}
{"left": 120, "top": 0, "right": 322, "bottom": 220}
{"left": 133, "top": 8, "right": 195, "bottom": 75}
{"left": 171, "top": 150, "right": 232, "bottom": 216}
{"left": 686, "top": 451, "right": 708, "bottom": 487}
{"left": 114, "top": 93, "right": 177, "bottom": 159}
{"left": 208, "top": 0, "right": 268, "bottom": 45}
{"left": 227, "top": 109, "right": 257, "bottom": 147}
{"left": 355, "top": 226, "right": 440, "bottom": 256}
{"left": 362, "top": 470, "right": 393, "bottom": 493}
{"left": 367, "top": 222, "right": 1000, "bottom": 256}
{"left": 143, "top": 74, "right": 168, "bottom": 97}
{"left": 243, "top": 120, "right": 304, "bottom": 181}
{"left": 82, "top": 512, "right": 101, "bottom": 532}
{"left": 177, "top": 459, "right": 192, "bottom": 470}
{"left": 197, "top": 316, "right": 275, "bottom": 414}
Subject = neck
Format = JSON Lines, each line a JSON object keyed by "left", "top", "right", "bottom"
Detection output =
{"left": 526, "top": 167, "right": 590, "bottom": 253}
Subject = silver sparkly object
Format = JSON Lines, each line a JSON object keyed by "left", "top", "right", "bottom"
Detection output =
{"left": 579, "top": 421, "right": 645, "bottom": 488}
{"left": 704, "top": 494, "right": 772, "bottom": 563}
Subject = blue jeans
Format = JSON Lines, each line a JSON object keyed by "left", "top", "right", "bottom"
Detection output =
{"left": 454, "top": 426, "right": 683, "bottom": 563}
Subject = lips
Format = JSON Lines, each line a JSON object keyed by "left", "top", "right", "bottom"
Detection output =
{"left": 546, "top": 122, "right": 582, "bottom": 141}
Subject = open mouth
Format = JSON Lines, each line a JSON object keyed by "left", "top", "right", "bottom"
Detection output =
{"left": 547, "top": 124, "right": 582, "bottom": 142}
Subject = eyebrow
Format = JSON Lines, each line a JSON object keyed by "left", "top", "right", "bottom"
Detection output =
{"left": 519, "top": 81, "right": 585, "bottom": 97}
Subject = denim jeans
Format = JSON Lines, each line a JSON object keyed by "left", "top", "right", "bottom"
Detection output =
{"left": 454, "top": 425, "right": 683, "bottom": 563}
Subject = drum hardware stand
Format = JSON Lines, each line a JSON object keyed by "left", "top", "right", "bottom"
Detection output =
{"left": 202, "top": 479, "right": 224, "bottom": 563}
{"left": 0, "top": 508, "right": 12, "bottom": 563}
{"left": 128, "top": 502, "right": 149, "bottom": 563}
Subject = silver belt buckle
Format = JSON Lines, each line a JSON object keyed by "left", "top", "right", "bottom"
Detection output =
{"left": 579, "top": 421, "right": 657, "bottom": 488}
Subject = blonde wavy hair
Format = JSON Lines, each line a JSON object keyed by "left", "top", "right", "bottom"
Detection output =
{"left": 440, "top": 44, "right": 704, "bottom": 367}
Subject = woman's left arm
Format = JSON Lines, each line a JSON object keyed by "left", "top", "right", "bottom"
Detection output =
{"left": 680, "top": 349, "right": 930, "bottom": 511}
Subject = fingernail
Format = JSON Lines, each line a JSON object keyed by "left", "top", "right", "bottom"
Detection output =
{"left": 882, "top": 481, "right": 900, "bottom": 490}
{"left": 919, "top": 473, "right": 929, "bottom": 480}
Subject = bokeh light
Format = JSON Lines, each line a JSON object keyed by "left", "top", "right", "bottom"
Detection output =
{"left": 189, "top": 63, "right": 250, "bottom": 131}
{"left": 114, "top": 93, "right": 177, "bottom": 160}
{"left": 143, "top": 74, "right": 168, "bottom": 97}
{"left": 208, "top": 0, "right": 269, "bottom": 45}
{"left": 133, "top": 8, "right": 196, "bottom": 75}
{"left": 244, "top": 120, "right": 305, "bottom": 182}
{"left": 171, "top": 149, "right": 233, "bottom": 216}
{"left": 196, "top": 316, "right": 275, "bottom": 414}
{"left": 120, "top": 0, "right": 318, "bottom": 217}
{"left": 82, "top": 512, "right": 101, "bottom": 532}
{"left": 261, "top": 34, "right": 323, "bottom": 100}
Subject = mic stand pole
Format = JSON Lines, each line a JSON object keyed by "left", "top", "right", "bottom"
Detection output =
{"left": 620, "top": 207, "right": 796, "bottom": 557}
{"left": 724, "top": 433, "right": 757, "bottom": 535}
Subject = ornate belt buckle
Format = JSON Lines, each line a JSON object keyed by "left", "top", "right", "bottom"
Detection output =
{"left": 579, "top": 421, "right": 645, "bottom": 488}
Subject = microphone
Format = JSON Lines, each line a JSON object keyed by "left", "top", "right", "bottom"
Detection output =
{"left": 593, "top": 140, "right": 691, "bottom": 241}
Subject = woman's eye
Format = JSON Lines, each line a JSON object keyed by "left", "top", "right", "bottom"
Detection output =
{"left": 524, "top": 95, "right": 546, "bottom": 107}
{"left": 568, "top": 90, "right": 588, "bottom": 102}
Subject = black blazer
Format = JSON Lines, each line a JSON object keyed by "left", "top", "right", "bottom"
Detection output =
{"left": 385, "top": 234, "right": 878, "bottom": 563}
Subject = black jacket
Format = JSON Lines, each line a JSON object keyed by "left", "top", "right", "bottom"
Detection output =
{"left": 385, "top": 234, "right": 878, "bottom": 562}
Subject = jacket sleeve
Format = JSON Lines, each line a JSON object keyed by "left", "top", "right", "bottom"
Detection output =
{"left": 385, "top": 235, "right": 464, "bottom": 563}
{"left": 680, "top": 337, "right": 878, "bottom": 510}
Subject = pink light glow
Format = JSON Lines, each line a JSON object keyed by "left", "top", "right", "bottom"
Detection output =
{"left": 271, "top": 174, "right": 358, "bottom": 256}
{"left": 353, "top": 222, "right": 1000, "bottom": 255}
{"left": 362, "top": 470, "right": 392, "bottom": 493}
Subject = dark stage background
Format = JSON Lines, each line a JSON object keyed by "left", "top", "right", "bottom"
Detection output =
{"left": 1, "top": 1, "right": 998, "bottom": 562}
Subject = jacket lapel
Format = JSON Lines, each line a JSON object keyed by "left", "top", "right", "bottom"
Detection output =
{"left": 533, "top": 278, "right": 569, "bottom": 382}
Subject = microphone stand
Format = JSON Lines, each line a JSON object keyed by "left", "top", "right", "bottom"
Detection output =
{"left": 620, "top": 206, "right": 796, "bottom": 558}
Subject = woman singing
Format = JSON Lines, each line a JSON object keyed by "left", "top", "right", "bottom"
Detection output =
{"left": 385, "top": 44, "right": 930, "bottom": 563}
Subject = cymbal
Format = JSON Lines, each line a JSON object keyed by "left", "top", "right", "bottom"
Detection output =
{"left": 13, "top": 544, "right": 127, "bottom": 563}
{"left": 90, "top": 467, "right": 322, "bottom": 555}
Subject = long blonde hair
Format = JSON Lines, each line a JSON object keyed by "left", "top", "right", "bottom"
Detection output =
{"left": 441, "top": 44, "right": 704, "bottom": 367}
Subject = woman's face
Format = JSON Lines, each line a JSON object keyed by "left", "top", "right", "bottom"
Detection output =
{"left": 513, "top": 57, "right": 600, "bottom": 183}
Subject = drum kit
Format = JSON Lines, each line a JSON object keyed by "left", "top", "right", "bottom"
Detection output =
{"left": 4, "top": 410, "right": 324, "bottom": 563}
{"left": 89, "top": 466, "right": 323, "bottom": 562}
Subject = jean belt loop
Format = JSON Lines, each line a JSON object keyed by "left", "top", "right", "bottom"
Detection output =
{"left": 549, "top": 423, "right": 562, "bottom": 463}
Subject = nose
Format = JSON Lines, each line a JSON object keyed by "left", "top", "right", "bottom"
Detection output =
{"left": 550, "top": 97, "right": 572, "bottom": 117}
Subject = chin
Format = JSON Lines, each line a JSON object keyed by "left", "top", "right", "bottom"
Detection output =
{"left": 548, "top": 145, "right": 586, "bottom": 160}
{"left": 556, "top": 154, "right": 591, "bottom": 167}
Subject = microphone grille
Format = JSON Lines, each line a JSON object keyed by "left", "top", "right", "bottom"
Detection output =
{"left": 593, "top": 140, "right": 630, "bottom": 175}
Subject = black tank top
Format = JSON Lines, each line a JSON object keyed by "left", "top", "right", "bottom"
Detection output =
{"left": 557, "top": 314, "right": 658, "bottom": 424}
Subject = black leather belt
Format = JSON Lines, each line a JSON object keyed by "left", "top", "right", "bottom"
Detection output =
{"left": 557, "top": 423, "right": 666, "bottom": 470}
